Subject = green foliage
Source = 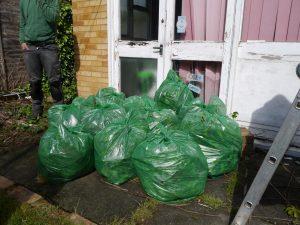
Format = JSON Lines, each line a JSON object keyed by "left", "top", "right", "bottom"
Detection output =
{"left": 131, "top": 199, "right": 158, "bottom": 224}
{"left": 226, "top": 171, "right": 238, "bottom": 200}
{"left": 231, "top": 111, "right": 239, "bottom": 119}
{"left": 285, "top": 205, "right": 300, "bottom": 224}
{"left": 56, "top": 0, "right": 77, "bottom": 102}
{"left": 0, "top": 190, "right": 75, "bottom": 225}
{"left": 198, "top": 194, "right": 225, "bottom": 209}
{"left": 16, "top": 104, "right": 31, "bottom": 119}
{"left": 108, "top": 199, "right": 159, "bottom": 225}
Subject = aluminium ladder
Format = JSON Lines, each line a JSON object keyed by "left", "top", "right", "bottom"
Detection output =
{"left": 231, "top": 89, "right": 300, "bottom": 225}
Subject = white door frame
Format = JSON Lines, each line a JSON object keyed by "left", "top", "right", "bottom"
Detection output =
{"left": 107, "top": 0, "right": 241, "bottom": 108}
{"left": 107, "top": 0, "right": 167, "bottom": 92}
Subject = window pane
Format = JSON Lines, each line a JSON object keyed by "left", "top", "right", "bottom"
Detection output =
{"left": 121, "top": 0, "right": 159, "bottom": 40}
{"left": 121, "top": 0, "right": 128, "bottom": 37}
{"left": 121, "top": 57, "right": 157, "bottom": 97}
{"left": 134, "top": 0, "right": 147, "bottom": 7}
{"left": 173, "top": 60, "right": 222, "bottom": 103}
{"left": 174, "top": 0, "right": 227, "bottom": 41}
{"left": 133, "top": 10, "right": 149, "bottom": 40}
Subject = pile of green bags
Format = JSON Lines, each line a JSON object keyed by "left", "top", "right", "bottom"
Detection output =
{"left": 180, "top": 97, "right": 242, "bottom": 177}
{"left": 38, "top": 102, "right": 94, "bottom": 183}
{"left": 155, "top": 69, "right": 194, "bottom": 112}
{"left": 38, "top": 70, "right": 242, "bottom": 203}
{"left": 94, "top": 112, "right": 148, "bottom": 184}
{"left": 132, "top": 126, "right": 208, "bottom": 203}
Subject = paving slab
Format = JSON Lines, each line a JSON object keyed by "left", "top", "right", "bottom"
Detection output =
{"left": 0, "top": 144, "right": 145, "bottom": 224}
{"left": 0, "top": 143, "right": 298, "bottom": 225}
{"left": 70, "top": 213, "right": 98, "bottom": 225}
{"left": 6, "top": 185, "right": 42, "bottom": 204}
{"left": 0, "top": 175, "right": 14, "bottom": 189}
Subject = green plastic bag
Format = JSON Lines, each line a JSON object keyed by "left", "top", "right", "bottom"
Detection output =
{"left": 81, "top": 103, "right": 126, "bottom": 135}
{"left": 38, "top": 125, "right": 94, "bottom": 183}
{"left": 155, "top": 70, "right": 194, "bottom": 112}
{"left": 94, "top": 112, "right": 148, "bottom": 184}
{"left": 132, "top": 127, "right": 208, "bottom": 203}
{"left": 48, "top": 104, "right": 69, "bottom": 127}
{"left": 148, "top": 109, "right": 178, "bottom": 130}
{"left": 180, "top": 97, "right": 242, "bottom": 177}
{"left": 123, "top": 96, "right": 177, "bottom": 130}
{"left": 48, "top": 95, "right": 99, "bottom": 131}
{"left": 123, "top": 95, "right": 156, "bottom": 112}
{"left": 95, "top": 87, "right": 125, "bottom": 106}
{"left": 47, "top": 104, "right": 82, "bottom": 131}
{"left": 72, "top": 95, "right": 96, "bottom": 109}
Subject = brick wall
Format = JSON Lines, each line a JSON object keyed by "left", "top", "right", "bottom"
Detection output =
{"left": 72, "top": 0, "right": 108, "bottom": 97}
{"left": 0, "top": 0, "right": 27, "bottom": 92}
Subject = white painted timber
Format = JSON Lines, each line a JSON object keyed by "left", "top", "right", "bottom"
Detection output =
{"left": 157, "top": 0, "right": 168, "bottom": 86}
{"left": 171, "top": 41, "right": 223, "bottom": 61}
{"left": 163, "top": 0, "right": 175, "bottom": 80}
{"left": 220, "top": 0, "right": 244, "bottom": 110}
{"left": 107, "top": 0, "right": 113, "bottom": 88}
{"left": 238, "top": 42, "right": 300, "bottom": 62}
{"left": 117, "top": 41, "right": 161, "bottom": 58}
{"left": 231, "top": 58, "right": 300, "bottom": 145}
{"left": 107, "top": 0, "right": 121, "bottom": 90}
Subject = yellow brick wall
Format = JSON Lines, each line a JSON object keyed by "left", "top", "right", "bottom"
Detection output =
{"left": 72, "top": 0, "right": 108, "bottom": 97}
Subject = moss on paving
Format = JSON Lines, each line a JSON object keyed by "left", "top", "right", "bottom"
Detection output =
{"left": 285, "top": 205, "right": 300, "bottom": 225}
{"left": 226, "top": 171, "right": 238, "bottom": 200}
{"left": 0, "top": 190, "right": 77, "bottom": 225}
{"left": 109, "top": 199, "right": 159, "bottom": 225}
{"left": 198, "top": 193, "right": 225, "bottom": 209}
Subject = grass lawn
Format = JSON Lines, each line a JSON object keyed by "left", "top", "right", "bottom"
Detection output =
{"left": 0, "top": 190, "right": 77, "bottom": 225}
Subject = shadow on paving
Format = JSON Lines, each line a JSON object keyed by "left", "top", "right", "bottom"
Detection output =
{"left": 228, "top": 149, "right": 300, "bottom": 225}
{"left": 0, "top": 143, "right": 298, "bottom": 225}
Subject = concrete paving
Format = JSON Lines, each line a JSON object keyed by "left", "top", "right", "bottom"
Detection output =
{"left": 0, "top": 143, "right": 298, "bottom": 225}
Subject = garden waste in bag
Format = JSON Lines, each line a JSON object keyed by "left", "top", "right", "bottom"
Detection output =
{"left": 132, "top": 126, "right": 208, "bottom": 203}
{"left": 148, "top": 108, "right": 178, "bottom": 130}
{"left": 180, "top": 97, "right": 242, "bottom": 177}
{"left": 95, "top": 87, "right": 125, "bottom": 106}
{"left": 38, "top": 125, "right": 94, "bottom": 183}
{"left": 81, "top": 103, "right": 126, "bottom": 135}
{"left": 123, "top": 95, "right": 156, "bottom": 112}
{"left": 154, "top": 70, "right": 194, "bottom": 112}
{"left": 123, "top": 96, "right": 177, "bottom": 129}
{"left": 94, "top": 112, "right": 148, "bottom": 184}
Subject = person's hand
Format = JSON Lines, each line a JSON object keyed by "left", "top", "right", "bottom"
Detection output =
{"left": 21, "top": 43, "right": 29, "bottom": 50}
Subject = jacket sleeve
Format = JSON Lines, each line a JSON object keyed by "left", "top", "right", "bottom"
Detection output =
{"left": 19, "top": 0, "right": 26, "bottom": 43}
{"left": 39, "top": 0, "right": 60, "bottom": 23}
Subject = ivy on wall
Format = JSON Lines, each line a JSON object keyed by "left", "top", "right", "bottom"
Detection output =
{"left": 56, "top": 0, "right": 77, "bottom": 102}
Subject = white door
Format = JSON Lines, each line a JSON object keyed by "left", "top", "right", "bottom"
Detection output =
{"left": 108, "top": 0, "right": 167, "bottom": 97}
{"left": 108, "top": 0, "right": 237, "bottom": 102}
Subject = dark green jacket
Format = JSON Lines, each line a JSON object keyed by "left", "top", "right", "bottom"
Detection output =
{"left": 19, "top": 0, "right": 60, "bottom": 44}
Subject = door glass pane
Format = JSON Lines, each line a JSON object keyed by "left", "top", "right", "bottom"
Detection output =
{"left": 133, "top": 10, "right": 149, "bottom": 40}
{"left": 121, "top": 57, "right": 157, "bottom": 97}
{"left": 121, "top": 0, "right": 128, "bottom": 36}
{"left": 134, "top": 0, "right": 147, "bottom": 7}
{"left": 173, "top": 60, "right": 222, "bottom": 103}
{"left": 121, "top": 0, "right": 159, "bottom": 41}
{"left": 174, "top": 0, "right": 227, "bottom": 41}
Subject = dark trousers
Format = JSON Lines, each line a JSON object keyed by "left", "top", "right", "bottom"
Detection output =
{"left": 23, "top": 43, "right": 63, "bottom": 116}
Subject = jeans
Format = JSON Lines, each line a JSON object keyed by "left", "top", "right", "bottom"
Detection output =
{"left": 23, "top": 43, "right": 63, "bottom": 116}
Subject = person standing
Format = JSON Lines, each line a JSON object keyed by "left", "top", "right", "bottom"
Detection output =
{"left": 19, "top": 0, "right": 63, "bottom": 119}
